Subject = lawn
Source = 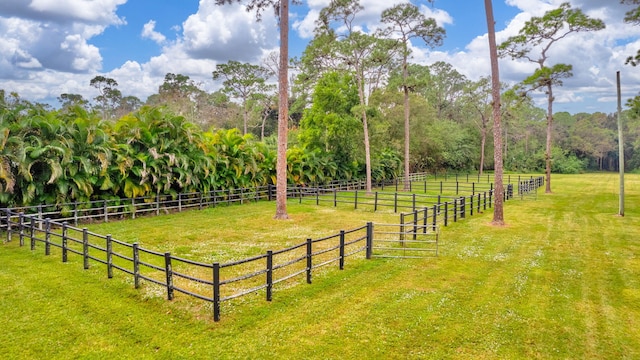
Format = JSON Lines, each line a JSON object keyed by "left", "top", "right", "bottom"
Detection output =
{"left": 1, "top": 173, "right": 638, "bottom": 359}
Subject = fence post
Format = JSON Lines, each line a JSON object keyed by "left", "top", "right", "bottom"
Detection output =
{"left": 62, "top": 222, "right": 68, "bottom": 262}
{"left": 472, "top": 182, "right": 475, "bottom": 195}
{"left": 412, "top": 193, "right": 416, "bottom": 212}
{"left": 268, "top": 184, "right": 273, "bottom": 202}
{"left": 366, "top": 222, "right": 373, "bottom": 259}
{"left": 306, "top": 238, "right": 312, "bottom": 284}
{"left": 165, "top": 252, "right": 174, "bottom": 300}
{"left": 413, "top": 210, "right": 418, "bottom": 240}
{"left": 489, "top": 189, "right": 493, "bottom": 208}
{"left": 432, "top": 205, "right": 437, "bottom": 231}
{"left": 453, "top": 199, "right": 458, "bottom": 222}
{"left": 131, "top": 198, "right": 136, "bottom": 220}
{"left": 470, "top": 195, "right": 474, "bottom": 216}
{"left": 83, "top": 228, "right": 89, "bottom": 269}
{"left": 400, "top": 213, "right": 405, "bottom": 244}
{"left": 104, "top": 200, "right": 109, "bottom": 222}
{"left": 339, "top": 231, "right": 345, "bottom": 270}
{"left": 73, "top": 202, "right": 78, "bottom": 226}
{"left": 19, "top": 213, "right": 24, "bottom": 246}
{"left": 156, "top": 194, "right": 161, "bottom": 216}
{"left": 6, "top": 211, "right": 12, "bottom": 242}
{"left": 440, "top": 181, "right": 443, "bottom": 194}
{"left": 266, "top": 250, "right": 273, "bottom": 301}
{"left": 213, "top": 263, "right": 221, "bottom": 322}
{"left": 107, "top": 235, "right": 113, "bottom": 278}
{"left": 477, "top": 193, "right": 481, "bottom": 213}
{"left": 333, "top": 189, "right": 337, "bottom": 207}
{"left": 354, "top": 190, "right": 358, "bottom": 210}
{"left": 45, "top": 218, "right": 51, "bottom": 256}
{"left": 444, "top": 202, "right": 449, "bottom": 226}
{"left": 38, "top": 205, "right": 43, "bottom": 230}
{"left": 374, "top": 192, "right": 378, "bottom": 212}
{"left": 394, "top": 193, "right": 398, "bottom": 213}
{"left": 30, "top": 216, "right": 36, "bottom": 250}
{"left": 483, "top": 192, "right": 487, "bottom": 211}
{"left": 423, "top": 207, "right": 428, "bottom": 234}
{"left": 178, "top": 193, "right": 183, "bottom": 212}
{"left": 316, "top": 187, "right": 320, "bottom": 205}
{"left": 133, "top": 243, "right": 140, "bottom": 289}
{"left": 456, "top": 181, "right": 459, "bottom": 195}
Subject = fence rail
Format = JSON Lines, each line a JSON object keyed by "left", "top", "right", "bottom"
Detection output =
{"left": 0, "top": 175, "right": 543, "bottom": 227}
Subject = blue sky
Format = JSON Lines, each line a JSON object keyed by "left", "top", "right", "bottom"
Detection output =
{"left": 0, "top": 0, "right": 639, "bottom": 114}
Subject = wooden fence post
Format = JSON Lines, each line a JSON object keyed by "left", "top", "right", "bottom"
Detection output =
{"left": 165, "top": 252, "right": 174, "bottom": 300}
{"left": 104, "top": 200, "right": 109, "bottom": 222}
{"left": 73, "top": 202, "right": 78, "bottom": 226}
{"left": 453, "top": 199, "right": 458, "bottom": 222}
{"left": 394, "top": 193, "right": 398, "bottom": 213}
{"left": 30, "top": 216, "right": 36, "bottom": 250}
{"left": 6, "top": 211, "right": 12, "bottom": 243}
{"left": 339, "top": 231, "right": 345, "bottom": 270}
{"left": 400, "top": 213, "right": 405, "bottom": 244}
{"left": 18, "top": 213, "right": 24, "bottom": 246}
{"left": 266, "top": 250, "right": 273, "bottom": 301}
{"left": 306, "top": 238, "right": 312, "bottom": 284}
{"left": 38, "top": 205, "right": 43, "bottom": 230}
{"left": 366, "top": 222, "right": 373, "bottom": 259}
{"left": 444, "top": 202, "right": 449, "bottom": 227}
{"left": 83, "top": 228, "right": 89, "bottom": 269}
{"left": 133, "top": 243, "right": 140, "bottom": 289}
{"left": 354, "top": 190, "right": 358, "bottom": 210}
{"left": 44, "top": 218, "right": 51, "bottom": 256}
{"left": 374, "top": 192, "right": 378, "bottom": 211}
{"left": 432, "top": 205, "right": 437, "bottom": 231}
{"left": 106, "top": 235, "right": 113, "bottom": 279}
{"left": 213, "top": 263, "right": 220, "bottom": 322}
{"left": 62, "top": 222, "right": 68, "bottom": 262}
{"left": 483, "top": 192, "right": 487, "bottom": 211}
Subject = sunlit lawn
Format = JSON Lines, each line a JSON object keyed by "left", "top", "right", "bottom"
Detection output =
{"left": 1, "top": 173, "right": 638, "bottom": 359}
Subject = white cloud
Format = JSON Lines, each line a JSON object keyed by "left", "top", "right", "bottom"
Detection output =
{"left": 180, "top": 0, "right": 277, "bottom": 62}
{"left": 141, "top": 20, "right": 167, "bottom": 45}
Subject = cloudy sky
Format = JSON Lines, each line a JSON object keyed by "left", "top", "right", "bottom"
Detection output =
{"left": 1, "top": 0, "right": 639, "bottom": 114}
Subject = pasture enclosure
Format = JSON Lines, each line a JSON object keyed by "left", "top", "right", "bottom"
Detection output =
{"left": 1, "top": 174, "right": 637, "bottom": 359}
{"left": 1, "top": 174, "right": 543, "bottom": 321}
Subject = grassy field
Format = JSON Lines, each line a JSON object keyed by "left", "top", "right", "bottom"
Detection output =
{"left": 1, "top": 173, "right": 639, "bottom": 359}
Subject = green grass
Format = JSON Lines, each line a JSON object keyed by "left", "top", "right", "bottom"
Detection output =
{"left": 1, "top": 173, "right": 639, "bottom": 359}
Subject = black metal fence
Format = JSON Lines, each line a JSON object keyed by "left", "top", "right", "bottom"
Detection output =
{"left": 1, "top": 210, "right": 373, "bottom": 321}
{"left": 0, "top": 174, "right": 544, "bottom": 321}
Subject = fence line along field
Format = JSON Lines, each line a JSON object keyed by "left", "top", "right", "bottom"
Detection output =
{"left": 1, "top": 173, "right": 638, "bottom": 359}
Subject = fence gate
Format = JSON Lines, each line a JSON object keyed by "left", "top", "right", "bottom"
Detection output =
{"left": 371, "top": 222, "right": 440, "bottom": 258}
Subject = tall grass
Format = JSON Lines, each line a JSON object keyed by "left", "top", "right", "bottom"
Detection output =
{"left": 1, "top": 173, "right": 638, "bottom": 359}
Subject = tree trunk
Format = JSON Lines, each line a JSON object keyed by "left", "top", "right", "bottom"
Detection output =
{"left": 479, "top": 114, "right": 487, "bottom": 177}
{"left": 274, "top": 0, "right": 289, "bottom": 220}
{"left": 484, "top": 0, "right": 504, "bottom": 225}
{"left": 545, "top": 82, "right": 553, "bottom": 193}
{"left": 403, "top": 56, "right": 411, "bottom": 191}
